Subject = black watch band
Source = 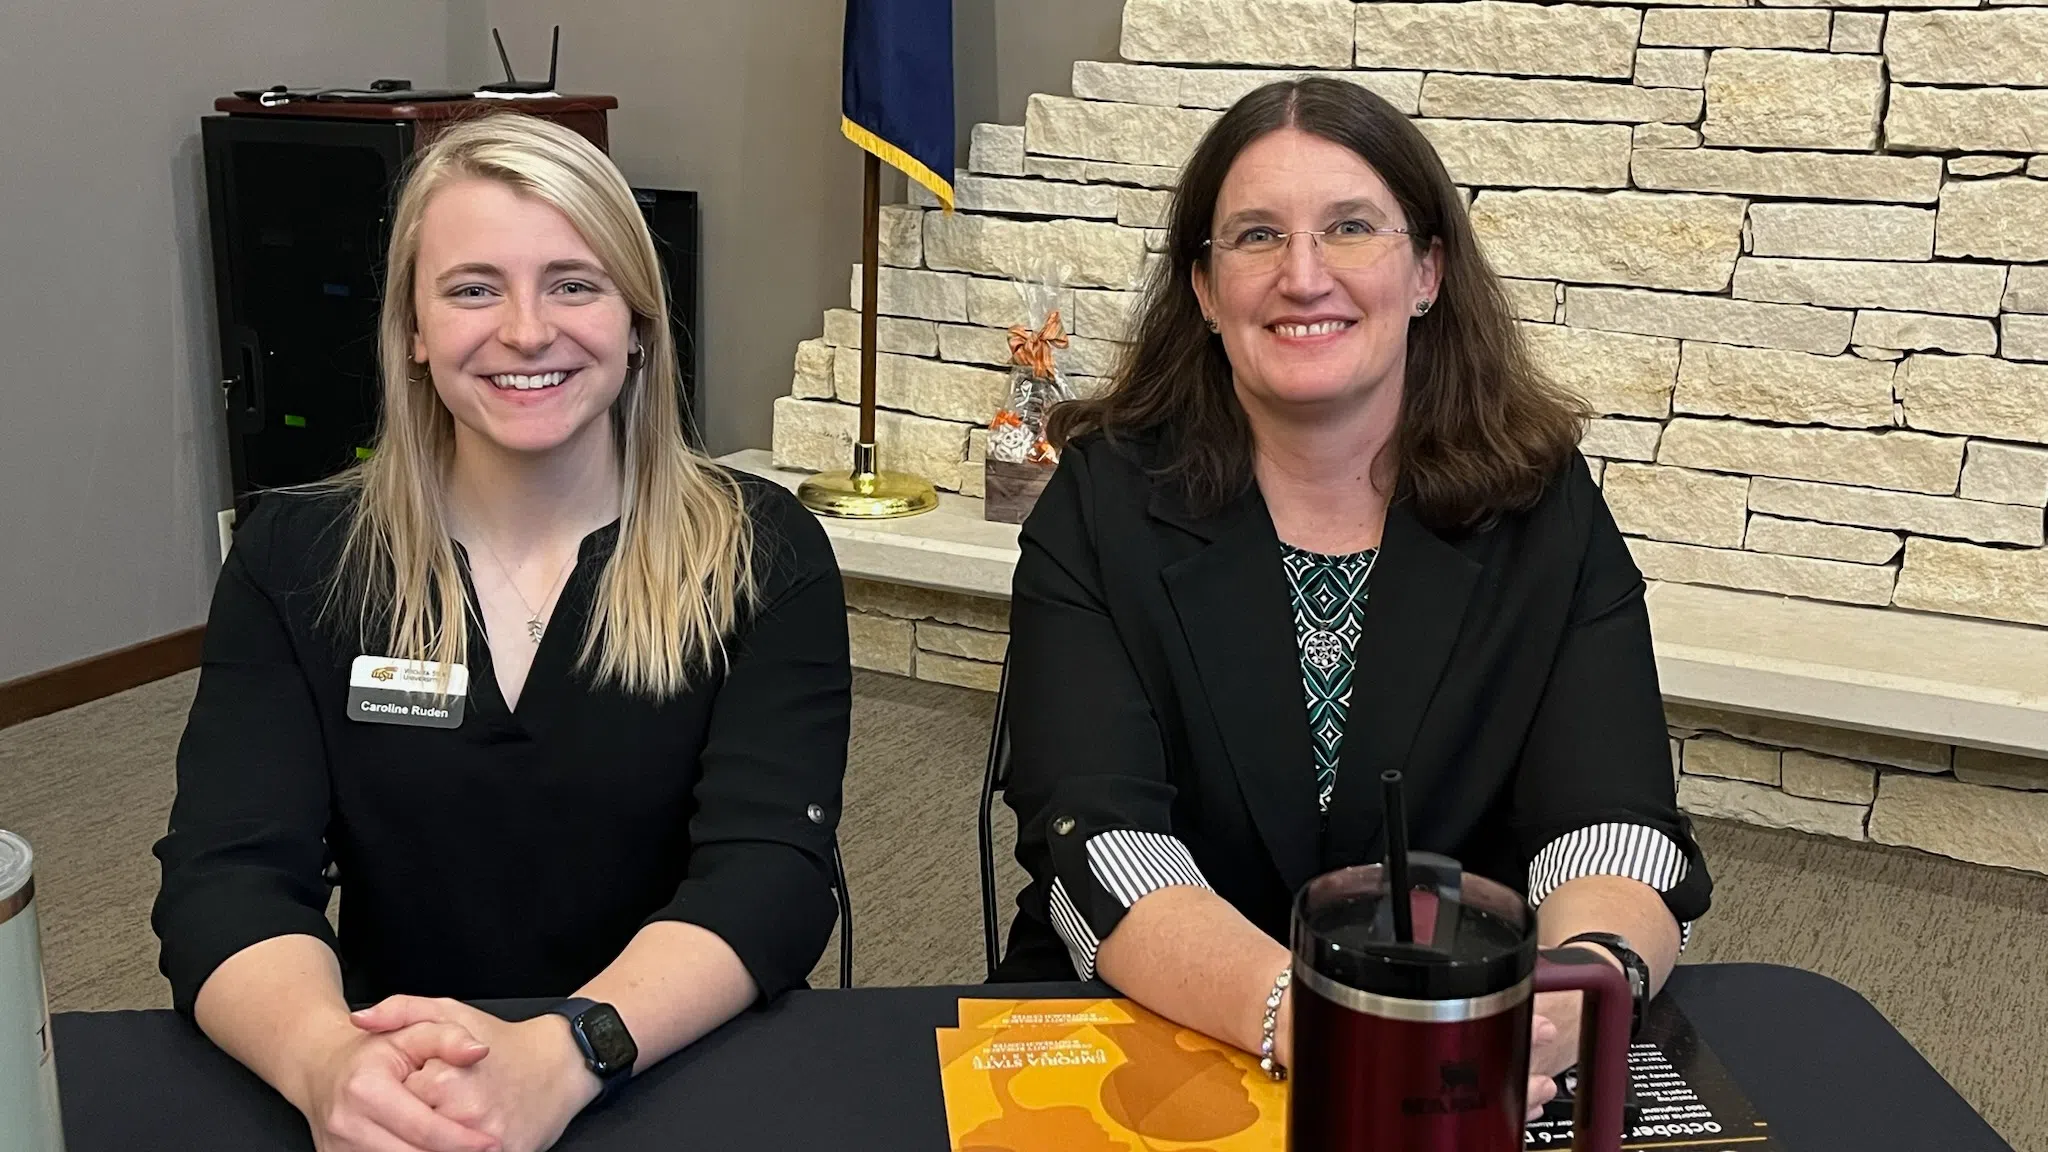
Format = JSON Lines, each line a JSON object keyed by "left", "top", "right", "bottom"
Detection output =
{"left": 1560, "top": 932, "right": 1649, "bottom": 1038}
{"left": 547, "top": 997, "right": 639, "bottom": 1108}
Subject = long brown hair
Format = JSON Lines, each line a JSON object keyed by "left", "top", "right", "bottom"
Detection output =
{"left": 1049, "top": 77, "right": 1586, "bottom": 532}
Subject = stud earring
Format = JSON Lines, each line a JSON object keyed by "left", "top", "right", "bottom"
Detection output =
{"left": 1204, "top": 317, "right": 1220, "bottom": 333}
{"left": 1415, "top": 299, "right": 1433, "bottom": 316}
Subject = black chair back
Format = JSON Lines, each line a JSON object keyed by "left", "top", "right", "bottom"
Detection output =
{"left": 977, "top": 657, "right": 1013, "bottom": 979}
{"left": 831, "top": 839, "right": 854, "bottom": 989}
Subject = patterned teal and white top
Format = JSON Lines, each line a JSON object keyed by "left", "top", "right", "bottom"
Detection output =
{"left": 1280, "top": 543, "right": 1378, "bottom": 812}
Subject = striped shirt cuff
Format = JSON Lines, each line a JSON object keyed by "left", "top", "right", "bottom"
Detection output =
{"left": 1528, "top": 821, "right": 1694, "bottom": 948}
{"left": 1048, "top": 830, "right": 1212, "bottom": 979}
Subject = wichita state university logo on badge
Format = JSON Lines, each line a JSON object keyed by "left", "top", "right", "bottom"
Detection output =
{"left": 347, "top": 656, "right": 469, "bottom": 729}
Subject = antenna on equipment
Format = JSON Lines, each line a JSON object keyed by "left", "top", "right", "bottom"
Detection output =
{"left": 477, "top": 25, "right": 561, "bottom": 95}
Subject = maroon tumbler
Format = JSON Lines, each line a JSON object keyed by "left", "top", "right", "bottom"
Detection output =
{"left": 1286, "top": 854, "right": 1631, "bottom": 1152}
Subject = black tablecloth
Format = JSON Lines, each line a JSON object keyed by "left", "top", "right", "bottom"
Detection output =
{"left": 53, "top": 963, "right": 2010, "bottom": 1151}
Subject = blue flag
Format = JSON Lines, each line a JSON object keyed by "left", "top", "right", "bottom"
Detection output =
{"left": 842, "top": 0, "right": 955, "bottom": 210}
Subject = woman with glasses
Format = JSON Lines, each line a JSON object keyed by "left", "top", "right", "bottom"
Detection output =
{"left": 996, "top": 77, "right": 1711, "bottom": 1115}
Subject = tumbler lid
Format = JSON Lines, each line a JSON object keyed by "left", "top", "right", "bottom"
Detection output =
{"left": 1293, "top": 853, "right": 1535, "bottom": 1002}
{"left": 0, "top": 830, "right": 32, "bottom": 924}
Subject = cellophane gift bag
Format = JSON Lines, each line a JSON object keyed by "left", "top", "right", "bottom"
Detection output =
{"left": 984, "top": 264, "right": 1075, "bottom": 525}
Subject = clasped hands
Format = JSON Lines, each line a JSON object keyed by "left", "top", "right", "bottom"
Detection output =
{"left": 296, "top": 996, "right": 601, "bottom": 1152}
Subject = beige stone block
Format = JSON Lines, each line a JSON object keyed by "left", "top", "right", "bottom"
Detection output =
{"left": 1675, "top": 342, "right": 1895, "bottom": 428}
{"left": 1886, "top": 10, "right": 2048, "bottom": 87}
{"left": 1414, "top": 120, "right": 1632, "bottom": 189}
{"left": 1072, "top": 289, "right": 1142, "bottom": 341}
{"left": 1503, "top": 279, "right": 1559, "bottom": 322}
{"left": 1582, "top": 418, "right": 1664, "bottom": 462}
{"left": 1869, "top": 772, "right": 2048, "bottom": 874}
{"left": 851, "top": 265, "right": 969, "bottom": 322}
{"left": 1022, "top": 156, "right": 1090, "bottom": 182}
{"left": 1643, "top": 8, "right": 1830, "bottom": 48}
{"left": 965, "top": 278, "right": 1078, "bottom": 331}
{"left": 1657, "top": 418, "right": 1964, "bottom": 494}
{"left": 771, "top": 398, "right": 971, "bottom": 491}
{"left": 848, "top": 612, "right": 914, "bottom": 675}
{"left": 934, "top": 324, "right": 1017, "bottom": 369}
{"left": 792, "top": 338, "right": 835, "bottom": 400}
{"left": 1629, "top": 538, "right": 1896, "bottom": 605}
{"left": 1121, "top": 0, "right": 1356, "bottom": 67}
{"left": 1852, "top": 346, "right": 1905, "bottom": 362}
{"left": 1938, "top": 179, "right": 2048, "bottom": 263}
{"left": 2007, "top": 267, "right": 2048, "bottom": 315}
{"left": 1893, "top": 536, "right": 2048, "bottom": 626}
{"left": 1734, "top": 257, "right": 2007, "bottom": 318}
{"left": 1520, "top": 322, "right": 1680, "bottom": 417}
{"left": 1745, "top": 203, "right": 1934, "bottom": 262}
{"left": 843, "top": 577, "right": 1010, "bottom": 632}
{"left": 1666, "top": 704, "right": 1954, "bottom": 772}
{"left": 1589, "top": 457, "right": 1608, "bottom": 488}
{"left": 1831, "top": 11, "right": 1885, "bottom": 53}
{"left": 1745, "top": 515, "right": 1902, "bottom": 564}
{"left": 877, "top": 205, "right": 924, "bottom": 268}
{"left": 1074, "top": 64, "right": 1425, "bottom": 114}
{"left": 1069, "top": 61, "right": 1181, "bottom": 107}
{"left": 1683, "top": 734, "right": 1783, "bottom": 784}
{"left": 1564, "top": 287, "right": 1853, "bottom": 356}
{"left": 1606, "top": 464, "right": 1750, "bottom": 546}
{"left": 1961, "top": 441, "right": 2048, "bottom": 507}
{"left": 947, "top": 174, "right": 1119, "bottom": 220}
{"left": 1633, "top": 148, "right": 1943, "bottom": 204}
{"left": 915, "top": 650, "right": 1006, "bottom": 692}
{"left": 1889, "top": 88, "right": 2048, "bottom": 155}
{"left": 1948, "top": 156, "right": 2026, "bottom": 179}
{"left": 2005, "top": 315, "right": 2048, "bottom": 363}
{"left": 1850, "top": 312, "right": 1998, "bottom": 356}
{"left": 1117, "top": 189, "right": 1174, "bottom": 230}
{"left": 1353, "top": 3, "right": 1641, "bottom": 79}
{"left": 1763, "top": 0, "right": 1971, "bottom": 8}
{"left": 1024, "top": 95, "right": 1219, "bottom": 170}
{"left": 1953, "top": 747, "right": 2048, "bottom": 792}
{"left": 2033, "top": 157, "right": 2048, "bottom": 178}
{"left": 1711, "top": 57, "right": 1885, "bottom": 148}
{"left": 1898, "top": 355, "right": 2048, "bottom": 446}
{"left": 1635, "top": 48, "right": 1707, "bottom": 89}
{"left": 1677, "top": 775, "right": 1867, "bottom": 840}
{"left": 925, "top": 212, "right": 1149, "bottom": 290}
{"left": 1084, "top": 162, "right": 1181, "bottom": 189}
{"left": 1749, "top": 478, "right": 2043, "bottom": 546}
{"left": 1419, "top": 75, "right": 1701, "bottom": 124}
{"left": 1635, "top": 124, "right": 1702, "bottom": 149}
{"left": 969, "top": 124, "right": 1025, "bottom": 177}
{"left": 1472, "top": 191, "right": 1745, "bottom": 292}
{"left": 915, "top": 621, "right": 1011, "bottom": 664}
{"left": 831, "top": 347, "right": 1010, "bottom": 425}
{"left": 1781, "top": 751, "right": 1878, "bottom": 804}
{"left": 822, "top": 309, "right": 940, "bottom": 357}
{"left": 961, "top": 429, "right": 988, "bottom": 499}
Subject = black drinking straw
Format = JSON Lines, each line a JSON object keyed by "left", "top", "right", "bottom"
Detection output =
{"left": 1381, "top": 769, "right": 1414, "bottom": 944}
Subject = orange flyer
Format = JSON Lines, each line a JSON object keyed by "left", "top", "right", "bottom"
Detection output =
{"left": 937, "top": 997, "right": 1286, "bottom": 1151}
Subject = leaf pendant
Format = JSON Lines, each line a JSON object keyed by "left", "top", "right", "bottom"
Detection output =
{"left": 526, "top": 618, "right": 545, "bottom": 644}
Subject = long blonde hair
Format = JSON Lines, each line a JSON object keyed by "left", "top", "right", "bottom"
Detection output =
{"left": 329, "top": 112, "right": 754, "bottom": 698}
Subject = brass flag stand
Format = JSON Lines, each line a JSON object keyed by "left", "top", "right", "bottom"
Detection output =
{"left": 797, "top": 152, "right": 940, "bottom": 519}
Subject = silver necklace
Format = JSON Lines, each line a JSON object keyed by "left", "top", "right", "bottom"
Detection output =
{"left": 467, "top": 534, "right": 578, "bottom": 644}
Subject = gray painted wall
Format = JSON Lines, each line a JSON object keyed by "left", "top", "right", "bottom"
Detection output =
{"left": 1, "top": 0, "right": 1120, "bottom": 683}
{"left": 0, "top": 2, "right": 451, "bottom": 683}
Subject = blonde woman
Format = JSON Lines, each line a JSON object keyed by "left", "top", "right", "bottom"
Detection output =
{"left": 152, "top": 114, "right": 851, "bottom": 1152}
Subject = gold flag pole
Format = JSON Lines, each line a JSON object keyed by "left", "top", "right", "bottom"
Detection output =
{"left": 798, "top": 151, "right": 940, "bottom": 519}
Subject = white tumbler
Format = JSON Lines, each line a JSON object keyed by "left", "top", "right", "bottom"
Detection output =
{"left": 0, "top": 831, "right": 63, "bottom": 1152}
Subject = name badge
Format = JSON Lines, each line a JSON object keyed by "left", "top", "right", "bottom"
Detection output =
{"left": 346, "top": 656, "right": 469, "bottom": 729}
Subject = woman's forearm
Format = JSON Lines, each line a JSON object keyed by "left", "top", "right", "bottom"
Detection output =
{"left": 573, "top": 920, "right": 759, "bottom": 1075}
{"left": 1094, "top": 885, "right": 1293, "bottom": 1059}
{"left": 1537, "top": 873, "right": 1681, "bottom": 995}
{"left": 192, "top": 934, "right": 362, "bottom": 1112}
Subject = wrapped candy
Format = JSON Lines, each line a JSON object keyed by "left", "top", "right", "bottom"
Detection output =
{"left": 984, "top": 263, "right": 1074, "bottom": 524}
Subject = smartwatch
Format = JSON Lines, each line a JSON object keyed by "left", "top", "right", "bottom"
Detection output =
{"left": 1560, "top": 932, "right": 1650, "bottom": 1039}
{"left": 546, "top": 998, "right": 639, "bottom": 1108}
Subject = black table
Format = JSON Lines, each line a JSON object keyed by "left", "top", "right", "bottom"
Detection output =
{"left": 53, "top": 963, "right": 2011, "bottom": 1151}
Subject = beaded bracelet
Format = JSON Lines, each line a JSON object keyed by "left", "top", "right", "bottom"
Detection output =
{"left": 1258, "top": 966, "right": 1292, "bottom": 1081}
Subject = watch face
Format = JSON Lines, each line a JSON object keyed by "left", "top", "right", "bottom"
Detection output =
{"left": 577, "top": 1004, "right": 639, "bottom": 1075}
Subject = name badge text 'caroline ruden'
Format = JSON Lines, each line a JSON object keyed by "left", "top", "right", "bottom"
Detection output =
{"left": 346, "top": 656, "right": 469, "bottom": 729}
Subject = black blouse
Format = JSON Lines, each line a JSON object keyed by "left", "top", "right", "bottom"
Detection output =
{"left": 151, "top": 475, "right": 851, "bottom": 1017}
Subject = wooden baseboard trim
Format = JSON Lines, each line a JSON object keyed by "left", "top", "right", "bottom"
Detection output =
{"left": 0, "top": 627, "right": 205, "bottom": 731}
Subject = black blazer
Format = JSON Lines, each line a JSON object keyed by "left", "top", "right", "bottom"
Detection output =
{"left": 996, "top": 432, "right": 1711, "bottom": 982}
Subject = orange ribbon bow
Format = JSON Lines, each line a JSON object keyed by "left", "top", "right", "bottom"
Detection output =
{"left": 1007, "top": 310, "right": 1070, "bottom": 380}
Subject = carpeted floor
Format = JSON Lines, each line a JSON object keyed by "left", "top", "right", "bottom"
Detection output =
{"left": 4, "top": 669, "right": 2044, "bottom": 1150}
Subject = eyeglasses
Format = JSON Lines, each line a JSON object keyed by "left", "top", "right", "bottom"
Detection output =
{"left": 1202, "top": 222, "right": 1415, "bottom": 273}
